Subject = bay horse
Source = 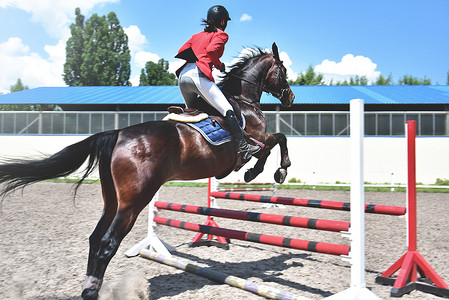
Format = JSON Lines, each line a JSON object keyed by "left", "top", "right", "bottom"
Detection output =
{"left": 0, "top": 43, "right": 294, "bottom": 300}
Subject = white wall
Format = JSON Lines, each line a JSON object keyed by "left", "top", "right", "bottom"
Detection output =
{"left": 0, "top": 135, "right": 448, "bottom": 185}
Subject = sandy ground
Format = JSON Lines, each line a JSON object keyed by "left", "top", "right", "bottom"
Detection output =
{"left": 0, "top": 182, "right": 448, "bottom": 300}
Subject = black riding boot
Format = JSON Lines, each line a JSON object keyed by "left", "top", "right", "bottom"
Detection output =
{"left": 224, "top": 110, "right": 260, "bottom": 160}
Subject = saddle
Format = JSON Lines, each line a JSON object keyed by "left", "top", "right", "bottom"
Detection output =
{"left": 164, "top": 97, "right": 243, "bottom": 132}
{"left": 163, "top": 99, "right": 263, "bottom": 178}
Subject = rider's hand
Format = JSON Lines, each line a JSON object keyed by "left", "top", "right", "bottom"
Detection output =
{"left": 220, "top": 63, "right": 226, "bottom": 73}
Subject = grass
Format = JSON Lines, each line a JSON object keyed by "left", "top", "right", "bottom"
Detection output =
{"left": 44, "top": 178, "right": 449, "bottom": 193}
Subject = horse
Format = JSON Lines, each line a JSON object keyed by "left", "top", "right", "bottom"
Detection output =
{"left": 0, "top": 43, "right": 294, "bottom": 300}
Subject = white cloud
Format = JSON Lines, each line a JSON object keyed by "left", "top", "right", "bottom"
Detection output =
{"left": 0, "top": 38, "right": 65, "bottom": 91}
{"left": 168, "top": 59, "right": 185, "bottom": 75}
{"left": 124, "top": 25, "right": 148, "bottom": 55}
{"left": 279, "top": 51, "right": 298, "bottom": 82}
{"left": 134, "top": 51, "right": 160, "bottom": 69}
{"left": 0, "top": 37, "right": 30, "bottom": 56}
{"left": 0, "top": 0, "right": 120, "bottom": 91}
{"left": 239, "top": 13, "right": 252, "bottom": 22}
{"left": 0, "top": 0, "right": 119, "bottom": 38}
{"left": 129, "top": 74, "right": 140, "bottom": 87}
{"left": 314, "top": 54, "right": 380, "bottom": 84}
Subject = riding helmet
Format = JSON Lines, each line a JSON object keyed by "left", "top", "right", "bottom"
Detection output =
{"left": 207, "top": 5, "right": 231, "bottom": 22}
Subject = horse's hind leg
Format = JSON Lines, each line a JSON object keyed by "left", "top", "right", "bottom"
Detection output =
{"left": 83, "top": 165, "right": 118, "bottom": 298}
{"left": 82, "top": 179, "right": 161, "bottom": 300}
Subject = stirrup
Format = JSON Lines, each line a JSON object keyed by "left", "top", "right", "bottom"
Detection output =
{"left": 238, "top": 142, "right": 261, "bottom": 160}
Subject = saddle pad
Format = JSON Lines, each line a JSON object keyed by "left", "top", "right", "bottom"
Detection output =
{"left": 187, "top": 116, "right": 246, "bottom": 146}
{"left": 163, "top": 112, "right": 209, "bottom": 123}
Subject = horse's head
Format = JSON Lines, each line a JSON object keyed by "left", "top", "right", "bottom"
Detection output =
{"left": 263, "top": 43, "right": 295, "bottom": 107}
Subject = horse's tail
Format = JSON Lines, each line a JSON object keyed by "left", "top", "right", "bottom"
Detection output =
{"left": 0, "top": 130, "right": 120, "bottom": 198}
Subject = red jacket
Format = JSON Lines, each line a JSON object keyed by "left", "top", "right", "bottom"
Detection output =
{"left": 177, "top": 29, "right": 228, "bottom": 82}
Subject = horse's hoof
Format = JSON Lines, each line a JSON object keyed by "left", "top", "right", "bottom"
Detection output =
{"left": 81, "top": 289, "right": 99, "bottom": 300}
{"left": 244, "top": 169, "right": 255, "bottom": 182}
{"left": 274, "top": 168, "right": 287, "bottom": 184}
{"left": 82, "top": 276, "right": 102, "bottom": 300}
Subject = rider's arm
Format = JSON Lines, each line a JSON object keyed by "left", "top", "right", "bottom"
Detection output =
{"left": 206, "top": 30, "right": 228, "bottom": 71}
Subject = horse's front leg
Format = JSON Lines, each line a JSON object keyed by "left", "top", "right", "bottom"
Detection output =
{"left": 244, "top": 154, "right": 269, "bottom": 182}
{"left": 273, "top": 133, "right": 291, "bottom": 183}
{"left": 244, "top": 133, "right": 291, "bottom": 183}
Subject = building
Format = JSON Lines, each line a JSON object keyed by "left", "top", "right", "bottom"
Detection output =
{"left": 0, "top": 85, "right": 448, "bottom": 136}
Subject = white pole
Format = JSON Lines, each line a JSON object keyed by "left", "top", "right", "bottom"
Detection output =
{"left": 326, "top": 99, "right": 380, "bottom": 299}
{"left": 350, "top": 98, "right": 366, "bottom": 290}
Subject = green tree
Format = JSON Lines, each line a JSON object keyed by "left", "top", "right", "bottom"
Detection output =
{"left": 139, "top": 59, "right": 177, "bottom": 86}
{"left": 398, "top": 75, "right": 431, "bottom": 85}
{"left": 289, "top": 65, "right": 324, "bottom": 85}
{"left": 10, "top": 78, "right": 29, "bottom": 93}
{"left": 375, "top": 74, "right": 393, "bottom": 85}
{"left": 331, "top": 75, "right": 368, "bottom": 86}
{"left": 349, "top": 75, "right": 368, "bottom": 85}
{"left": 63, "top": 8, "right": 84, "bottom": 86}
{"left": 447, "top": 71, "right": 449, "bottom": 85}
{"left": 0, "top": 79, "right": 58, "bottom": 111}
{"left": 63, "top": 8, "right": 131, "bottom": 86}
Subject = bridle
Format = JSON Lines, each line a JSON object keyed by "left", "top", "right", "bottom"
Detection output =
{"left": 227, "top": 58, "right": 290, "bottom": 101}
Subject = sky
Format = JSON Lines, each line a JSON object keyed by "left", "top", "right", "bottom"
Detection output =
{"left": 0, "top": 0, "right": 448, "bottom": 94}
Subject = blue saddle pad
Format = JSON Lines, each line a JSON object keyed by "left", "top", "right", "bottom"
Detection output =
{"left": 186, "top": 117, "right": 245, "bottom": 146}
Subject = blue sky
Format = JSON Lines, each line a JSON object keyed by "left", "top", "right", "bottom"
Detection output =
{"left": 0, "top": 0, "right": 448, "bottom": 93}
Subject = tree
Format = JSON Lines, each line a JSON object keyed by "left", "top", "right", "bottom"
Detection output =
{"left": 349, "top": 75, "right": 368, "bottom": 85}
{"left": 0, "top": 79, "right": 58, "bottom": 111}
{"left": 289, "top": 65, "right": 324, "bottom": 85}
{"left": 10, "top": 78, "right": 29, "bottom": 92}
{"left": 398, "top": 75, "right": 431, "bottom": 85}
{"left": 63, "top": 8, "right": 84, "bottom": 86}
{"left": 447, "top": 71, "right": 449, "bottom": 85}
{"left": 139, "top": 59, "right": 177, "bottom": 86}
{"left": 330, "top": 75, "right": 368, "bottom": 86}
{"left": 375, "top": 74, "right": 393, "bottom": 85}
{"left": 63, "top": 8, "right": 131, "bottom": 86}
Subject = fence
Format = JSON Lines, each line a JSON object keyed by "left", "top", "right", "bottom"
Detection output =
{"left": 0, "top": 110, "right": 447, "bottom": 136}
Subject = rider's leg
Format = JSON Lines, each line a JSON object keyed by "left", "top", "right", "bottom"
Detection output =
{"left": 179, "top": 64, "right": 259, "bottom": 159}
{"left": 194, "top": 76, "right": 260, "bottom": 160}
{"left": 223, "top": 110, "right": 260, "bottom": 160}
{"left": 178, "top": 75, "right": 200, "bottom": 110}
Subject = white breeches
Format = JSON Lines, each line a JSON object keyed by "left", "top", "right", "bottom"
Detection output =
{"left": 178, "top": 63, "right": 233, "bottom": 117}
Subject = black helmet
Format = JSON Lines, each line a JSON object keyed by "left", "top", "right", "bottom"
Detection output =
{"left": 207, "top": 5, "right": 231, "bottom": 22}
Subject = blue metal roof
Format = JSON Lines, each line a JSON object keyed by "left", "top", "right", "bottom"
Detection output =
{"left": 0, "top": 85, "right": 448, "bottom": 105}
{"left": 288, "top": 85, "right": 449, "bottom": 104}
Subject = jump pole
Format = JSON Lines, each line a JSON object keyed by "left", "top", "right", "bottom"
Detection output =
{"left": 139, "top": 249, "right": 309, "bottom": 300}
{"left": 210, "top": 192, "right": 406, "bottom": 216}
{"left": 375, "top": 121, "right": 449, "bottom": 298}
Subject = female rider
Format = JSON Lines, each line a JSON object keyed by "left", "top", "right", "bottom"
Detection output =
{"left": 175, "top": 5, "right": 259, "bottom": 160}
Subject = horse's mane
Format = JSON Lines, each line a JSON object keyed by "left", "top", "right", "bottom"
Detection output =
{"left": 218, "top": 47, "right": 270, "bottom": 89}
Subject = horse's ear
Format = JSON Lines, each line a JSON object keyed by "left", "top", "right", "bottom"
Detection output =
{"left": 272, "top": 43, "right": 280, "bottom": 60}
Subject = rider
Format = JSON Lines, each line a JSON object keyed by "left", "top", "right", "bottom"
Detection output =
{"left": 175, "top": 5, "right": 259, "bottom": 160}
